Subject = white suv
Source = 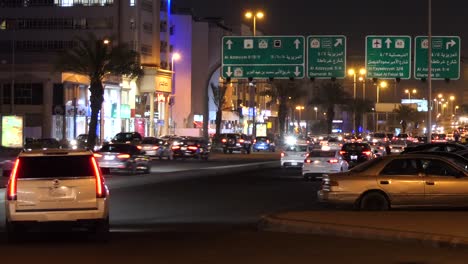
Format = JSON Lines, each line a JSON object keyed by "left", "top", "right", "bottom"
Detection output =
{"left": 5, "top": 149, "right": 109, "bottom": 240}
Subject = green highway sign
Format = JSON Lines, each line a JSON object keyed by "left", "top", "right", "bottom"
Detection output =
{"left": 221, "top": 36, "right": 305, "bottom": 79}
{"left": 365, "top": 35, "right": 411, "bottom": 79}
{"left": 307, "top": 35, "right": 346, "bottom": 78}
{"left": 414, "top": 36, "right": 461, "bottom": 80}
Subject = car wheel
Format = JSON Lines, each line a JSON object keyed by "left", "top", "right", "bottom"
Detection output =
{"left": 130, "top": 163, "right": 137, "bottom": 175}
{"left": 229, "top": 149, "right": 233, "bottom": 154}
{"left": 143, "top": 166, "right": 150, "bottom": 174}
{"left": 359, "top": 192, "right": 389, "bottom": 211}
{"left": 223, "top": 148, "right": 227, "bottom": 154}
{"left": 246, "top": 148, "right": 251, "bottom": 154}
{"left": 6, "top": 220, "right": 23, "bottom": 242}
{"left": 92, "top": 217, "right": 110, "bottom": 242}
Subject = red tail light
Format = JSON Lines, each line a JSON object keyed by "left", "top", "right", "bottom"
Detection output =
{"left": 7, "top": 158, "right": 20, "bottom": 201}
{"left": 328, "top": 159, "right": 339, "bottom": 164}
{"left": 339, "top": 150, "right": 346, "bottom": 155}
{"left": 281, "top": 152, "right": 285, "bottom": 157}
{"left": 172, "top": 146, "right": 181, "bottom": 150}
{"left": 137, "top": 146, "right": 142, "bottom": 150}
{"left": 221, "top": 138, "right": 227, "bottom": 143}
{"left": 363, "top": 150, "right": 372, "bottom": 156}
{"left": 239, "top": 139, "right": 245, "bottom": 143}
{"left": 266, "top": 139, "right": 270, "bottom": 143}
{"left": 152, "top": 146, "right": 159, "bottom": 150}
{"left": 91, "top": 157, "right": 107, "bottom": 198}
{"left": 254, "top": 139, "right": 257, "bottom": 143}
{"left": 305, "top": 159, "right": 312, "bottom": 163}
{"left": 117, "top": 154, "right": 131, "bottom": 159}
{"left": 93, "top": 153, "right": 103, "bottom": 158}
{"left": 188, "top": 146, "right": 198, "bottom": 150}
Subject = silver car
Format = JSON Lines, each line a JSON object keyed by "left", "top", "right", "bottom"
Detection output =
{"left": 318, "top": 154, "right": 468, "bottom": 210}
{"left": 280, "top": 144, "right": 309, "bottom": 168}
{"left": 94, "top": 143, "right": 150, "bottom": 174}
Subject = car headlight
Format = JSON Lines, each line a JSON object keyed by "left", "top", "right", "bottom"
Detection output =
{"left": 285, "top": 136, "right": 297, "bottom": 145}
{"left": 70, "top": 140, "right": 77, "bottom": 146}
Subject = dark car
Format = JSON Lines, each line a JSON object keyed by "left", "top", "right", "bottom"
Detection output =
{"left": 171, "top": 137, "right": 210, "bottom": 160}
{"left": 71, "top": 134, "right": 99, "bottom": 150}
{"left": 220, "top": 133, "right": 252, "bottom": 154}
{"left": 401, "top": 142, "right": 468, "bottom": 154}
{"left": 253, "top": 136, "right": 276, "bottom": 152}
{"left": 23, "top": 138, "right": 62, "bottom": 151}
{"left": 111, "top": 132, "right": 143, "bottom": 145}
{"left": 94, "top": 143, "right": 150, "bottom": 174}
{"left": 339, "top": 142, "right": 373, "bottom": 168}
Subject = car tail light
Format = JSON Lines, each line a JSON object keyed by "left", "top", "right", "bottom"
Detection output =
{"left": 117, "top": 154, "right": 130, "bottom": 159}
{"left": 254, "top": 139, "right": 257, "bottom": 143}
{"left": 172, "top": 146, "right": 181, "bottom": 150}
{"left": 137, "top": 146, "right": 142, "bottom": 150}
{"left": 239, "top": 139, "right": 245, "bottom": 143}
{"left": 7, "top": 158, "right": 20, "bottom": 201}
{"left": 281, "top": 152, "right": 286, "bottom": 157}
{"left": 305, "top": 159, "right": 312, "bottom": 163}
{"left": 188, "top": 146, "right": 198, "bottom": 150}
{"left": 91, "top": 157, "right": 107, "bottom": 198}
{"left": 221, "top": 138, "right": 227, "bottom": 143}
{"left": 93, "top": 153, "right": 103, "bottom": 158}
{"left": 152, "top": 146, "right": 159, "bottom": 150}
{"left": 339, "top": 150, "right": 346, "bottom": 155}
{"left": 327, "top": 159, "right": 339, "bottom": 164}
{"left": 363, "top": 150, "right": 372, "bottom": 156}
{"left": 266, "top": 139, "right": 270, "bottom": 143}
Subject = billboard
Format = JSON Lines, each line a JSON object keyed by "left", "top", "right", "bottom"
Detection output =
{"left": 2, "top": 115, "right": 24, "bottom": 148}
{"left": 401, "top": 99, "right": 428, "bottom": 112}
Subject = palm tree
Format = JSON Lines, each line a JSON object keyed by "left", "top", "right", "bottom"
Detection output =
{"left": 259, "top": 79, "right": 304, "bottom": 141}
{"left": 210, "top": 82, "right": 228, "bottom": 141}
{"left": 309, "top": 81, "right": 350, "bottom": 134}
{"left": 54, "top": 33, "right": 143, "bottom": 149}
{"left": 393, "top": 104, "right": 418, "bottom": 133}
{"left": 343, "top": 98, "right": 374, "bottom": 134}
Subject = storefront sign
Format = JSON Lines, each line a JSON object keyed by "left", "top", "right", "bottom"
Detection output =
{"left": 156, "top": 76, "right": 172, "bottom": 93}
{"left": 120, "top": 104, "right": 131, "bottom": 118}
{"left": 2, "top": 115, "right": 23, "bottom": 148}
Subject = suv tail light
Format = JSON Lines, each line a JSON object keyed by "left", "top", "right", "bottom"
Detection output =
{"left": 188, "top": 146, "right": 198, "bottom": 150}
{"left": 327, "top": 159, "right": 339, "bottom": 164}
{"left": 117, "top": 154, "right": 130, "bottom": 159}
{"left": 363, "top": 150, "right": 372, "bottom": 156}
{"left": 221, "top": 138, "right": 227, "bottom": 143}
{"left": 339, "top": 150, "right": 346, "bottom": 155}
{"left": 305, "top": 159, "right": 312, "bottom": 163}
{"left": 137, "top": 146, "right": 142, "bottom": 150}
{"left": 93, "top": 153, "right": 103, "bottom": 158}
{"left": 7, "top": 158, "right": 20, "bottom": 201}
{"left": 91, "top": 157, "right": 107, "bottom": 198}
{"left": 281, "top": 152, "right": 286, "bottom": 157}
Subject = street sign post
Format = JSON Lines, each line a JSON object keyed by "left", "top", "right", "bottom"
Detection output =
{"left": 414, "top": 36, "right": 461, "bottom": 80}
{"left": 221, "top": 36, "right": 305, "bottom": 79}
{"left": 365, "top": 35, "right": 411, "bottom": 79}
{"left": 306, "top": 35, "right": 346, "bottom": 79}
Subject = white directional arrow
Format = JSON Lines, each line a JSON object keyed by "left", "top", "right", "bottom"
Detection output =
{"left": 385, "top": 38, "right": 392, "bottom": 48}
{"left": 334, "top": 38, "right": 343, "bottom": 47}
{"left": 446, "top": 39, "right": 456, "bottom": 49}
{"left": 226, "top": 40, "right": 233, "bottom": 50}
{"left": 294, "top": 66, "right": 301, "bottom": 77}
{"left": 226, "top": 66, "right": 233, "bottom": 77}
{"left": 294, "top": 39, "right": 301, "bottom": 49}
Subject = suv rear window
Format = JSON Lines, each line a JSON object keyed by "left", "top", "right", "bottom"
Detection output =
{"left": 342, "top": 143, "right": 371, "bottom": 151}
{"left": 17, "top": 155, "right": 94, "bottom": 178}
{"left": 100, "top": 144, "right": 136, "bottom": 152}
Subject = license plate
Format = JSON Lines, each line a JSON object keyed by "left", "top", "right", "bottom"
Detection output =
{"left": 181, "top": 147, "right": 187, "bottom": 150}
{"left": 104, "top": 155, "right": 114, "bottom": 160}
{"left": 291, "top": 162, "right": 297, "bottom": 165}
{"left": 351, "top": 155, "right": 358, "bottom": 160}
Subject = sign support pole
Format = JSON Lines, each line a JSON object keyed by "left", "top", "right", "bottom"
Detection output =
{"left": 427, "top": 0, "right": 432, "bottom": 141}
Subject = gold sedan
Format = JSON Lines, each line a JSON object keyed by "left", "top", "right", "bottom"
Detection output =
{"left": 318, "top": 154, "right": 468, "bottom": 210}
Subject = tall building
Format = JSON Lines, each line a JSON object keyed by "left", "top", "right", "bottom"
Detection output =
{"left": 0, "top": 0, "right": 176, "bottom": 146}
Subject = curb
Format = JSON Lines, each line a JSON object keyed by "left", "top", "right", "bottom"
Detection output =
{"left": 258, "top": 214, "right": 468, "bottom": 249}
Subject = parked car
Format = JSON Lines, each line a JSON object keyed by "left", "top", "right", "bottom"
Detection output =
{"left": 339, "top": 142, "right": 374, "bottom": 168}
{"left": 94, "top": 143, "right": 150, "bottom": 174}
{"left": 111, "top": 132, "right": 143, "bottom": 145}
{"left": 137, "top": 137, "right": 164, "bottom": 157}
{"left": 220, "top": 133, "right": 252, "bottom": 154}
{"left": 171, "top": 137, "right": 210, "bottom": 160}
{"left": 280, "top": 144, "right": 309, "bottom": 169}
{"left": 318, "top": 154, "right": 468, "bottom": 210}
{"left": 5, "top": 149, "right": 109, "bottom": 240}
{"left": 302, "top": 149, "right": 348, "bottom": 181}
{"left": 253, "top": 136, "right": 276, "bottom": 152}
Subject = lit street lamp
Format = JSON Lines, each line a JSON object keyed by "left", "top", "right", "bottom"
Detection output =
{"left": 314, "top": 106, "right": 318, "bottom": 120}
{"left": 405, "top": 89, "right": 417, "bottom": 102}
{"left": 449, "top": 95, "right": 455, "bottom": 115}
{"left": 245, "top": 11, "right": 264, "bottom": 136}
{"left": 295, "top": 105, "right": 304, "bottom": 135}
{"left": 348, "top": 68, "right": 366, "bottom": 133}
{"left": 245, "top": 11, "right": 264, "bottom": 36}
{"left": 375, "top": 81, "right": 387, "bottom": 132}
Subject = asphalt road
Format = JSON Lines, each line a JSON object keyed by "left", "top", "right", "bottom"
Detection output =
{"left": 1, "top": 152, "right": 468, "bottom": 262}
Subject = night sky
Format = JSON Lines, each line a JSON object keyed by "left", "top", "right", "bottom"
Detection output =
{"left": 173, "top": 0, "right": 468, "bottom": 56}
